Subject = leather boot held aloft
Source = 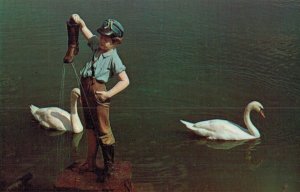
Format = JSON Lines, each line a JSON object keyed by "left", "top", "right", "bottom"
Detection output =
{"left": 63, "top": 19, "right": 79, "bottom": 63}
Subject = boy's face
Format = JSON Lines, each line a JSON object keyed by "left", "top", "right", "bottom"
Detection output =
{"left": 99, "top": 35, "right": 115, "bottom": 52}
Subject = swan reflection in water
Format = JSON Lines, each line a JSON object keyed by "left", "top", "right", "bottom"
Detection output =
{"left": 71, "top": 131, "right": 84, "bottom": 162}
{"left": 44, "top": 130, "right": 84, "bottom": 162}
{"left": 195, "top": 138, "right": 263, "bottom": 170}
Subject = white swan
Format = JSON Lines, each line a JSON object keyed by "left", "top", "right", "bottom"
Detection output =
{"left": 30, "top": 88, "right": 83, "bottom": 133}
{"left": 180, "top": 101, "right": 265, "bottom": 140}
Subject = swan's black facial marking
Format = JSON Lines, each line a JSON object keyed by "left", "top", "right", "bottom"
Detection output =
{"left": 73, "top": 90, "right": 81, "bottom": 98}
{"left": 75, "top": 92, "right": 80, "bottom": 97}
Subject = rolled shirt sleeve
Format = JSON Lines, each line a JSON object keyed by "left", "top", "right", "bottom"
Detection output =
{"left": 111, "top": 54, "right": 126, "bottom": 75}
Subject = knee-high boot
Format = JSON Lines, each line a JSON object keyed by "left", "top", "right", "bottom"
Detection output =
{"left": 97, "top": 144, "right": 115, "bottom": 182}
{"left": 63, "top": 19, "right": 79, "bottom": 63}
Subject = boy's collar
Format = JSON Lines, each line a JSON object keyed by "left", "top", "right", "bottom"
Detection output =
{"left": 102, "top": 49, "right": 115, "bottom": 57}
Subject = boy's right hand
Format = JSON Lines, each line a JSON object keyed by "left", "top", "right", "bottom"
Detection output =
{"left": 71, "top": 14, "right": 83, "bottom": 25}
{"left": 69, "top": 14, "right": 93, "bottom": 40}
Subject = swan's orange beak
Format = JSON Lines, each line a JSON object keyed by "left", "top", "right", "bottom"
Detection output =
{"left": 260, "top": 110, "right": 265, "bottom": 118}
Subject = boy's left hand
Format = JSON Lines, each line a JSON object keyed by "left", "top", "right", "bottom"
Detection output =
{"left": 95, "top": 91, "right": 111, "bottom": 101}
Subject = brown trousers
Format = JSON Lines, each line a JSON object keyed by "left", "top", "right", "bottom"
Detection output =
{"left": 80, "top": 77, "right": 115, "bottom": 145}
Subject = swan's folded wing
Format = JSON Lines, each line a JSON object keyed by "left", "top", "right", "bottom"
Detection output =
{"left": 194, "top": 120, "right": 212, "bottom": 129}
{"left": 194, "top": 120, "right": 245, "bottom": 138}
{"left": 36, "top": 108, "right": 71, "bottom": 131}
{"left": 195, "top": 120, "right": 247, "bottom": 132}
{"left": 47, "top": 110, "right": 71, "bottom": 131}
{"left": 34, "top": 108, "right": 51, "bottom": 128}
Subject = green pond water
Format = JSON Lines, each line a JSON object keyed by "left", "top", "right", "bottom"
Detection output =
{"left": 0, "top": 0, "right": 300, "bottom": 191}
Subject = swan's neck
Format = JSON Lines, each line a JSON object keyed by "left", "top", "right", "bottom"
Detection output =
{"left": 244, "top": 108, "right": 260, "bottom": 138}
{"left": 70, "top": 96, "right": 83, "bottom": 133}
{"left": 71, "top": 97, "right": 78, "bottom": 114}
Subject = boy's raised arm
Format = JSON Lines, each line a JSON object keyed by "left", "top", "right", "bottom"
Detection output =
{"left": 71, "top": 14, "right": 94, "bottom": 40}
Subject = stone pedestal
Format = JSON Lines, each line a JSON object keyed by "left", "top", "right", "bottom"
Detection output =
{"left": 54, "top": 160, "right": 134, "bottom": 192}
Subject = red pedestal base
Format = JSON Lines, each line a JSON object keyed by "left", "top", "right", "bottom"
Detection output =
{"left": 54, "top": 160, "right": 134, "bottom": 192}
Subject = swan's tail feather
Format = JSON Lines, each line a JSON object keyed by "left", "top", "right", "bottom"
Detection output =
{"left": 30, "top": 105, "right": 39, "bottom": 114}
{"left": 180, "top": 120, "right": 195, "bottom": 130}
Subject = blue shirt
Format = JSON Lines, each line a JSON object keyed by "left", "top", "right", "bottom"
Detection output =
{"left": 80, "top": 36, "right": 126, "bottom": 83}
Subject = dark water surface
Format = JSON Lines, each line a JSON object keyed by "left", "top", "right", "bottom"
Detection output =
{"left": 1, "top": 0, "right": 300, "bottom": 191}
